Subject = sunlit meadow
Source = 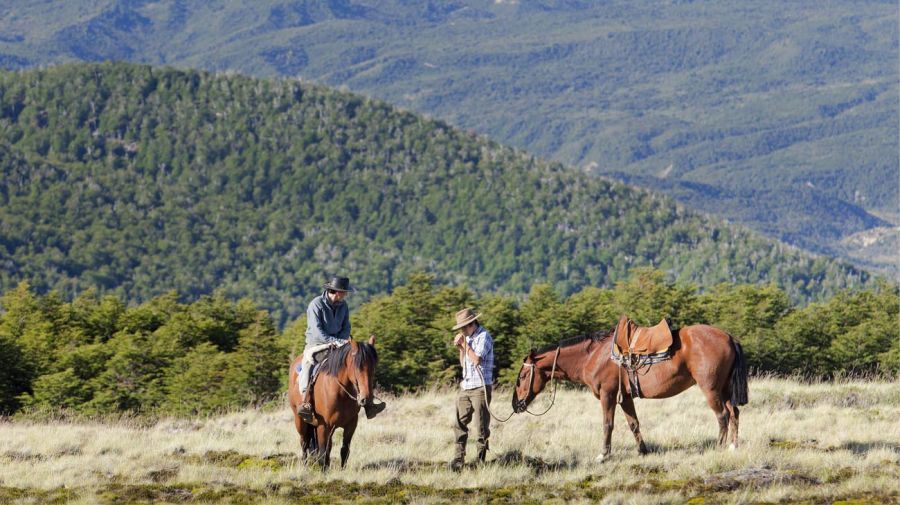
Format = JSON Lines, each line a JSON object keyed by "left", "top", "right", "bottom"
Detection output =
{"left": 1, "top": 377, "right": 897, "bottom": 504}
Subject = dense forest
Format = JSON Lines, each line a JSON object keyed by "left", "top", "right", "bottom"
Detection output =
{"left": 1, "top": 270, "right": 896, "bottom": 417}
{"left": 0, "top": 63, "right": 877, "bottom": 327}
{"left": 2, "top": 0, "right": 895, "bottom": 273}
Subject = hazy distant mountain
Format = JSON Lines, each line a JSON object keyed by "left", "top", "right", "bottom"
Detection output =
{"left": 1, "top": 0, "right": 897, "bottom": 276}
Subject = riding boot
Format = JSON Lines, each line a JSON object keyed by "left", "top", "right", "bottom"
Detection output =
{"left": 297, "top": 390, "right": 315, "bottom": 424}
{"left": 449, "top": 444, "right": 465, "bottom": 472}
{"left": 364, "top": 401, "right": 386, "bottom": 419}
{"left": 476, "top": 442, "right": 488, "bottom": 465}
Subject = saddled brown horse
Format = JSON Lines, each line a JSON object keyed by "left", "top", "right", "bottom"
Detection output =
{"left": 288, "top": 336, "right": 378, "bottom": 469}
{"left": 512, "top": 325, "right": 748, "bottom": 461}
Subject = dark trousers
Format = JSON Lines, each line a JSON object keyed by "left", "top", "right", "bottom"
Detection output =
{"left": 453, "top": 386, "right": 491, "bottom": 462}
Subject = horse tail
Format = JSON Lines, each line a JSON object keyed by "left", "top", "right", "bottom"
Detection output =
{"left": 729, "top": 339, "right": 749, "bottom": 406}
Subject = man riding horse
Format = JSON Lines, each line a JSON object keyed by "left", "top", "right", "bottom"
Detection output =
{"left": 297, "top": 275, "right": 385, "bottom": 423}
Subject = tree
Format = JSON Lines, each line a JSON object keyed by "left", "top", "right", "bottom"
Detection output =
{"left": 163, "top": 343, "right": 230, "bottom": 415}
{"left": 83, "top": 332, "right": 170, "bottom": 413}
{"left": 0, "top": 334, "right": 30, "bottom": 413}
{"left": 611, "top": 268, "right": 702, "bottom": 327}
{"left": 21, "top": 368, "right": 91, "bottom": 411}
{"left": 698, "top": 283, "right": 792, "bottom": 371}
{"left": 478, "top": 294, "right": 522, "bottom": 383}
{"left": 223, "top": 313, "right": 286, "bottom": 405}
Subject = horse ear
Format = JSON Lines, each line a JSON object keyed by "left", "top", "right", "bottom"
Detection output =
{"left": 368, "top": 334, "right": 376, "bottom": 346}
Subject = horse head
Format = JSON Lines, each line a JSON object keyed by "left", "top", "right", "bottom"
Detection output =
{"left": 345, "top": 335, "right": 378, "bottom": 408}
{"left": 511, "top": 348, "right": 552, "bottom": 413}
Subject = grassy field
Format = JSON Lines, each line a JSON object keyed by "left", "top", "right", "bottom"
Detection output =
{"left": 1, "top": 377, "right": 898, "bottom": 504}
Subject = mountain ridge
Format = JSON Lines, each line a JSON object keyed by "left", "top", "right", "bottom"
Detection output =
{"left": 0, "top": 62, "right": 876, "bottom": 325}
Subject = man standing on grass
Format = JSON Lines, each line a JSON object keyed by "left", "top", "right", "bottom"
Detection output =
{"left": 450, "top": 307, "right": 494, "bottom": 471}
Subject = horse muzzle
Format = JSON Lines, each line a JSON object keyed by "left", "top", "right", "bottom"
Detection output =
{"left": 511, "top": 396, "right": 527, "bottom": 413}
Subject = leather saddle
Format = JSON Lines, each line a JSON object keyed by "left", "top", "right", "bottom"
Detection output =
{"left": 612, "top": 315, "right": 674, "bottom": 400}
{"left": 613, "top": 315, "right": 673, "bottom": 357}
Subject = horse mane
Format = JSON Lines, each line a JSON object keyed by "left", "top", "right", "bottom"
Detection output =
{"left": 322, "top": 341, "right": 378, "bottom": 377}
{"left": 532, "top": 329, "right": 612, "bottom": 355}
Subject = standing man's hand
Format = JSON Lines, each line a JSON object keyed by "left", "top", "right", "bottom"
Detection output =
{"left": 453, "top": 333, "right": 464, "bottom": 347}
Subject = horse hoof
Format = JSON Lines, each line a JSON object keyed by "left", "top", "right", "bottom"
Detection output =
{"left": 728, "top": 443, "right": 737, "bottom": 451}
{"left": 594, "top": 454, "right": 608, "bottom": 463}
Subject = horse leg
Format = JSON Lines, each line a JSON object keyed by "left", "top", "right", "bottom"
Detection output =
{"left": 340, "top": 419, "right": 358, "bottom": 469}
{"left": 302, "top": 421, "right": 317, "bottom": 462}
{"left": 724, "top": 399, "right": 740, "bottom": 450}
{"left": 294, "top": 410, "right": 308, "bottom": 457}
{"left": 701, "top": 389, "right": 730, "bottom": 448}
{"left": 595, "top": 390, "right": 616, "bottom": 462}
{"left": 619, "top": 395, "right": 648, "bottom": 455}
{"left": 315, "top": 424, "right": 333, "bottom": 469}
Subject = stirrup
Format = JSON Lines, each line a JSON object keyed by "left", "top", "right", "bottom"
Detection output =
{"left": 298, "top": 403, "right": 314, "bottom": 423}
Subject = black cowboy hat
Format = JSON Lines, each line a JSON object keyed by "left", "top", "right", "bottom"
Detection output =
{"left": 324, "top": 276, "right": 353, "bottom": 292}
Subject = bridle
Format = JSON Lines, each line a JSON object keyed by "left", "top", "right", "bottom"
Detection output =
{"left": 514, "top": 346, "right": 561, "bottom": 416}
{"left": 474, "top": 346, "right": 563, "bottom": 423}
{"left": 333, "top": 347, "right": 367, "bottom": 405}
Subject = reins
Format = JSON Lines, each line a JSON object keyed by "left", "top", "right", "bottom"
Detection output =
{"left": 478, "top": 345, "right": 563, "bottom": 423}
{"left": 522, "top": 346, "right": 561, "bottom": 416}
{"left": 328, "top": 349, "right": 380, "bottom": 404}
{"left": 335, "top": 374, "right": 361, "bottom": 402}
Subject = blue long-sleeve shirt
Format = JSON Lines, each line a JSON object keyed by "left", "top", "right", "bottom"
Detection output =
{"left": 304, "top": 292, "right": 351, "bottom": 348}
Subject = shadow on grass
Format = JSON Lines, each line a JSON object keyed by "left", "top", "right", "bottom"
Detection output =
{"left": 768, "top": 438, "right": 900, "bottom": 455}
{"left": 360, "top": 450, "right": 578, "bottom": 475}
{"left": 180, "top": 449, "right": 298, "bottom": 471}
{"left": 839, "top": 441, "right": 900, "bottom": 455}
{"left": 490, "top": 450, "right": 579, "bottom": 474}
{"left": 642, "top": 437, "right": 720, "bottom": 454}
{"left": 360, "top": 458, "right": 446, "bottom": 472}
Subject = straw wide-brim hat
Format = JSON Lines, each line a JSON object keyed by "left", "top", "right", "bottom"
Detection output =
{"left": 452, "top": 307, "right": 482, "bottom": 330}
{"left": 323, "top": 276, "right": 353, "bottom": 292}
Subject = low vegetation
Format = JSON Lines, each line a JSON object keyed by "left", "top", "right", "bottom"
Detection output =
{"left": 1, "top": 378, "right": 897, "bottom": 504}
{"left": 1, "top": 270, "right": 897, "bottom": 417}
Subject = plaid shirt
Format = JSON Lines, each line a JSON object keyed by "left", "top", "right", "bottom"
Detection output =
{"left": 460, "top": 326, "right": 494, "bottom": 390}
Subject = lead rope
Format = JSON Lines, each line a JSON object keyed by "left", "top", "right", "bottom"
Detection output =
{"left": 467, "top": 344, "right": 562, "bottom": 422}
{"left": 524, "top": 346, "right": 561, "bottom": 417}
{"left": 475, "top": 365, "right": 515, "bottom": 423}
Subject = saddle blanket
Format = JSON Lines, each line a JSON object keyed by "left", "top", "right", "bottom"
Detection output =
{"left": 295, "top": 362, "right": 323, "bottom": 389}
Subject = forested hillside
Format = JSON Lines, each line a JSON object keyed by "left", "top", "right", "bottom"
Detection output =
{"left": 0, "top": 63, "right": 875, "bottom": 325}
{"left": 1, "top": 0, "right": 895, "bottom": 274}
